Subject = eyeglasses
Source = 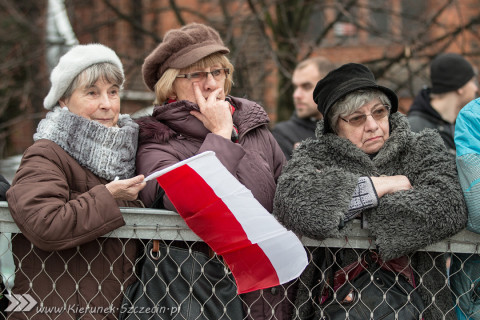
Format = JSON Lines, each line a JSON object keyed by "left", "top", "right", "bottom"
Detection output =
{"left": 340, "top": 105, "right": 390, "bottom": 126}
{"left": 176, "top": 68, "right": 230, "bottom": 82}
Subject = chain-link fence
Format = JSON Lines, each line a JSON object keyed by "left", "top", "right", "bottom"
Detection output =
{"left": 0, "top": 201, "right": 479, "bottom": 319}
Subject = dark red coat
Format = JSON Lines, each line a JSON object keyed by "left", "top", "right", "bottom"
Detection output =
{"left": 135, "top": 96, "right": 292, "bottom": 320}
{"left": 135, "top": 96, "right": 286, "bottom": 212}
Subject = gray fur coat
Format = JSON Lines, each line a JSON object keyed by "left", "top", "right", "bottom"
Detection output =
{"left": 274, "top": 112, "right": 467, "bottom": 319}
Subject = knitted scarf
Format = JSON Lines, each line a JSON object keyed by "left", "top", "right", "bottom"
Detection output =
{"left": 34, "top": 107, "right": 139, "bottom": 181}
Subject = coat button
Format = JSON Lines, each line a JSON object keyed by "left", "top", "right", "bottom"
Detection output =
{"left": 270, "top": 287, "right": 278, "bottom": 295}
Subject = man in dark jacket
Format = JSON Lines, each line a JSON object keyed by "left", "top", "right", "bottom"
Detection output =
{"left": 272, "top": 57, "right": 335, "bottom": 160}
{"left": 408, "top": 53, "right": 478, "bottom": 319}
{"left": 0, "top": 175, "right": 9, "bottom": 201}
{"left": 408, "top": 53, "right": 478, "bottom": 153}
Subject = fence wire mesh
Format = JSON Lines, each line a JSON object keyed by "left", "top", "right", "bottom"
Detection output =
{"left": 0, "top": 203, "right": 479, "bottom": 320}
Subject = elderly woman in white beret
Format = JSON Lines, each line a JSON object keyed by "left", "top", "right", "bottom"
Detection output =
{"left": 135, "top": 23, "right": 288, "bottom": 320}
{"left": 6, "top": 43, "right": 145, "bottom": 319}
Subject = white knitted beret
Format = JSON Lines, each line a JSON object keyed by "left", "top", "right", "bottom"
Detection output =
{"left": 43, "top": 43, "right": 124, "bottom": 110}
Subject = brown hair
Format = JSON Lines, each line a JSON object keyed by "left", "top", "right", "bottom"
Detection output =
{"left": 295, "top": 56, "right": 335, "bottom": 77}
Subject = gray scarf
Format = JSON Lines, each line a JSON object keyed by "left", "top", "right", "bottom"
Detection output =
{"left": 34, "top": 107, "right": 139, "bottom": 181}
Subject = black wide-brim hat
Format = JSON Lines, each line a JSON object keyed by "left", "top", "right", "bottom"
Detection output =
{"left": 313, "top": 63, "right": 398, "bottom": 133}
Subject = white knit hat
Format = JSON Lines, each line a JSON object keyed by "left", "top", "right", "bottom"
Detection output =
{"left": 43, "top": 43, "right": 124, "bottom": 110}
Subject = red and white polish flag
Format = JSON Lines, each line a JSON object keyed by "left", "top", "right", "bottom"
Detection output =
{"left": 144, "top": 151, "right": 308, "bottom": 294}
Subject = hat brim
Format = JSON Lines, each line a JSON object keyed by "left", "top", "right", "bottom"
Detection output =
{"left": 169, "top": 44, "right": 230, "bottom": 70}
{"left": 323, "top": 78, "right": 398, "bottom": 133}
{"left": 143, "top": 44, "right": 230, "bottom": 91}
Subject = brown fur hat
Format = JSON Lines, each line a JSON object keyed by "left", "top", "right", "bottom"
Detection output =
{"left": 142, "top": 23, "right": 230, "bottom": 91}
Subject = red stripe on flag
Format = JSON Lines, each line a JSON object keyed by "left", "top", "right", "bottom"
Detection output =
{"left": 156, "top": 164, "right": 252, "bottom": 254}
{"left": 222, "top": 243, "right": 280, "bottom": 293}
{"left": 155, "top": 164, "right": 216, "bottom": 218}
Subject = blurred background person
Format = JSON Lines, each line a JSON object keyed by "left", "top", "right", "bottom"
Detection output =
{"left": 408, "top": 54, "right": 478, "bottom": 318}
{"left": 272, "top": 56, "right": 335, "bottom": 160}
{"left": 408, "top": 53, "right": 478, "bottom": 154}
{"left": 6, "top": 44, "right": 145, "bottom": 319}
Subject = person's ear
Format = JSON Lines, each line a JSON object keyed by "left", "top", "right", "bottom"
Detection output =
{"left": 58, "top": 99, "right": 68, "bottom": 108}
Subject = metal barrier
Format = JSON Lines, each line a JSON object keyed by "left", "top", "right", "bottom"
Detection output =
{"left": 0, "top": 201, "right": 479, "bottom": 319}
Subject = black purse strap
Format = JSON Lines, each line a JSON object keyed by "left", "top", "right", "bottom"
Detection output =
{"left": 150, "top": 185, "right": 166, "bottom": 209}
{"left": 312, "top": 247, "right": 334, "bottom": 304}
{"left": 364, "top": 250, "right": 380, "bottom": 270}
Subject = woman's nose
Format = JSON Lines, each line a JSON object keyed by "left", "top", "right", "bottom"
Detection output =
{"left": 100, "top": 92, "right": 112, "bottom": 109}
{"left": 203, "top": 73, "right": 218, "bottom": 90}
{"left": 364, "top": 114, "right": 379, "bottom": 130}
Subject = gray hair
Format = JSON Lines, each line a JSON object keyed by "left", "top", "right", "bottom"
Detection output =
{"left": 62, "top": 62, "right": 124, "bottom": 100}
{"left": 328, "top": 89, "right": 391, "bottom": 133}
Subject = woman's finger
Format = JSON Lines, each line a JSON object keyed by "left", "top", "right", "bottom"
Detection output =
{"left": 193, "top": 83, "right": 206, "bottom": 109}
{"left": 206, "top": 88, "right": 223, "bottom": 105}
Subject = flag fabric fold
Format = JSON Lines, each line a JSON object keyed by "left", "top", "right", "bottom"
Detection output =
{"left": 144, "top": 151, "right": 308, "bottom": 293}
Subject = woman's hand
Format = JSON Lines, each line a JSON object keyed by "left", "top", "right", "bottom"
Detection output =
{"left": 105, "top": 175, "right": 146, "bottom": 201}
{"left": 370, "top": 175, "right": 412, "bottom": 198}
{"left": 190, "top": 84, "right": 233, "bottom": 139}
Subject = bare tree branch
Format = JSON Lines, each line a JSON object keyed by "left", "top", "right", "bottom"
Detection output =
{"left": 169, "top": 0, "right": 186, "bottom": 25}
{"left": 2, "top": 0, "right": 480, "bottom": 155}
{"left": 101, "top": 0, "right": 162, "bottom": 42}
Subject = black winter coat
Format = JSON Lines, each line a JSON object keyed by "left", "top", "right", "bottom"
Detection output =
{"left": 408, "top": 88, "right": 456, "bottom": 153}
{"left": 272, "top": 113, "right": 317, "bottom": 160}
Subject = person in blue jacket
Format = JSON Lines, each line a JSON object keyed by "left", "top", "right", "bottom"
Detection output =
{"left": 452, "top": 97, "right": 480, "bottom": 319}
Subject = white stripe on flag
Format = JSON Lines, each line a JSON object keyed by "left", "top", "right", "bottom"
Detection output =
{"left": 257, "top": 231, "right": 308, "bottom": 283}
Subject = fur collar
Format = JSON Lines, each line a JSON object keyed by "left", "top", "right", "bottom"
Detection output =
{"left": 310, "top": 112, "right": 411, "bottom": 172}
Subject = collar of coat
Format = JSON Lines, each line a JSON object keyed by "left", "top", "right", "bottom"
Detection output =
{"left": 34, "top": 107, "right": 139, "bottom": 181}
{"left": 408, "top": 88, "right": 450, "bottom": 124}
{"left": 136, "top": 96, "right": 270, "bottom": 145}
